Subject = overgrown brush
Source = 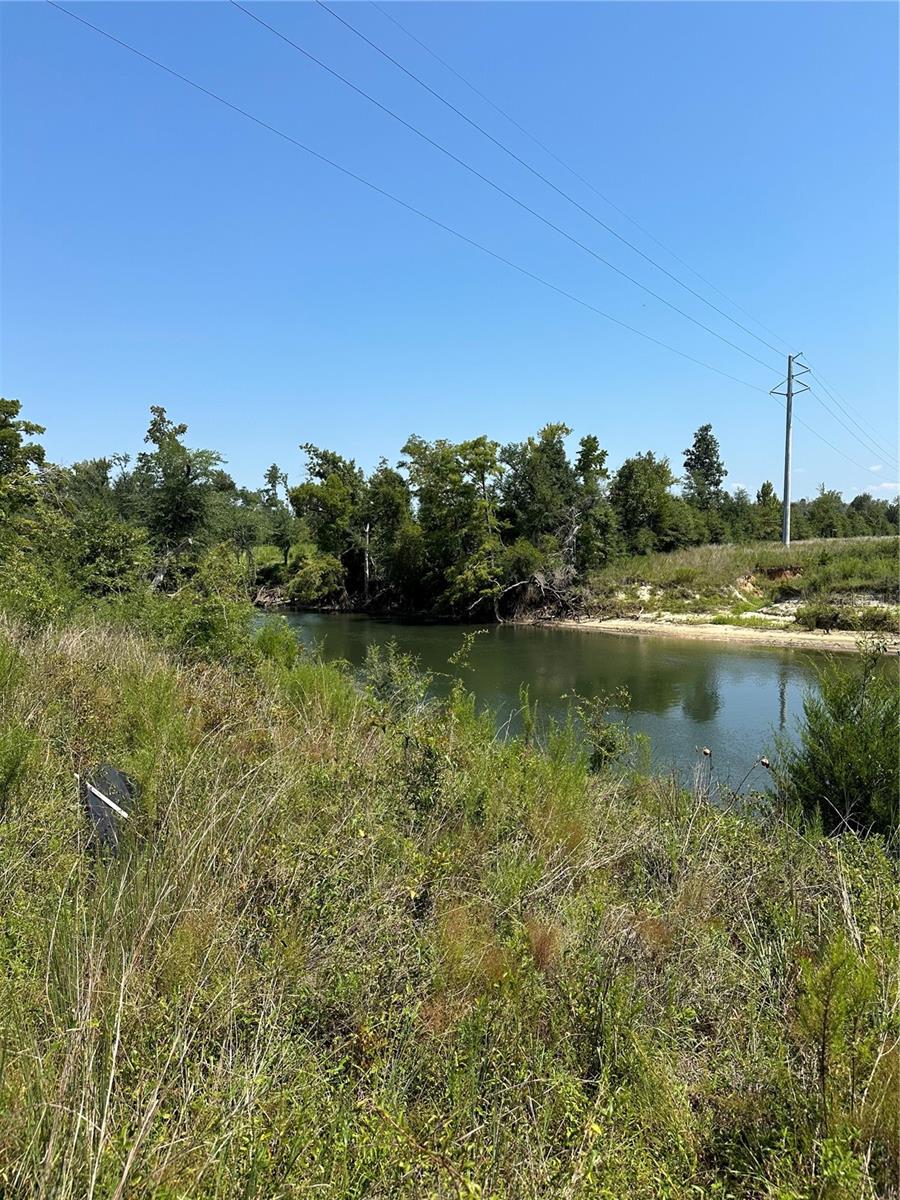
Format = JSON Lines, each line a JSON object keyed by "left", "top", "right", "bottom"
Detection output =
{"left": 0, "top": 615, "right": 897, "bottom": 1198}
{"left": 776, "top": 636, "right": 899, "bottom": 843}
{"left": 588, "top": 537, "right": 899, "bottom": 617}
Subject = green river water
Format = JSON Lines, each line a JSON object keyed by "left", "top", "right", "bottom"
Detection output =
{"left": 281, "top": 612, "right": 837, "bottom": 785}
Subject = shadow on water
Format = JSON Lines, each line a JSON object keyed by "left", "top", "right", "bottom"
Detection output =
{"left": 282, "top": 612, "right": 829, "bottom": 783}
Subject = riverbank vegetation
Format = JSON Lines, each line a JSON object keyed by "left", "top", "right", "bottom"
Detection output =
{"left": 2, "top": 398, "right": 899, "bottom": 1196}
{"left": 2, "top": 399, "right": 896, "bottom": 624}
{"left": 585, "top": 538, "right": 900, "bottom": 633}
{"left": 0, "top": 611, "right": 898, "bottom": 1198}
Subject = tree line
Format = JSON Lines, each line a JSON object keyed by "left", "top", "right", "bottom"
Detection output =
{"left": 1, "top": 399, "right": 896, "bottom": 619}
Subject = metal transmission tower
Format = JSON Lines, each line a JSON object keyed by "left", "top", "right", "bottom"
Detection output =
{"left": 770, "top": 354, "right": 810, "bottom": 547}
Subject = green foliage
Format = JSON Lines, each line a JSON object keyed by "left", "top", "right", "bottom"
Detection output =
{"left": 608, "top": 451, "right": 679, "bottom": 554}
{"left": 361, "top": 639, "right": 432, "bottom": 718}
{"left": 589, "top": 537, "right": 899, "bottom": 629}
{"left": 795, "top": 601, "right": 898, "bottom": 633}
{"left": 1, "top": 400, "right": 899, "bottom": 1195}
{"left": 776, "top": 637, "right": 899, "bottom": 841}
{"left": 131, "top": 405, "right": 224, "bottom": 546}
{"left": 0, "top": 397, "right": 45, "bottom": 479}
{"left": 0, "top": 720, "right": 34, "bottom": 819}
{"left": 141, "top": 546, "right": 256, "bottom": 662}
{"left": 568, "top": 685, "right": 643, "bottom": 772}
{"left": 69, "top": 511, "right": 153, "bottom": 597}
{"left": 254, "top": 616, "right": 302, "bottom": 669}
{"left": 683, "top": 422, "right": 726, "bottom": 510}
{"left": 287, "top": 550, "right": 345, "bottom": 606}
{"left": 755, "top": 480, "right": 782, "bottom": 539}
{"left": 0, "top": 616, "right": 896, "bottom": 1198}
{"left": 5, "top": 400, "right": 894, "bottom": 624}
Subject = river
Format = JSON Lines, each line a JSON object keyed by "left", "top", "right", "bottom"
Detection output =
{"left": 282, "top": 612, "right": 831, "bottom": 784}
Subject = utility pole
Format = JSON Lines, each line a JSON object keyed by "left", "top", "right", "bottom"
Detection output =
{"left": 782, "top": 355, "right": 794, "bottom": 547}
{"left": 771, "top": 353, "right": 809, "bottom": 548}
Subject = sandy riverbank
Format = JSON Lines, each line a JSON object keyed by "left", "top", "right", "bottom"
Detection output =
{"left": 551, "top": 616, "right": 899, "bottom": 653}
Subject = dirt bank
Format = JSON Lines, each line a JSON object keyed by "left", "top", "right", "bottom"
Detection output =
{"left": 551, "top": 616, "right": 899, "bottom": 653}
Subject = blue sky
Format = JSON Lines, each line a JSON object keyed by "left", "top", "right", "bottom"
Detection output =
{"left": 2, "top": 1, "right": 897, "bottom": 497}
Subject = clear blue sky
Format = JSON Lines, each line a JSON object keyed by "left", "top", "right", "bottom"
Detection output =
{"left": 2, "top": 1, "right": 897, "bottom": 497}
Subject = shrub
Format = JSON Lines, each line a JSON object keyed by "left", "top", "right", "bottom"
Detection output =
{"left": 795, "top": 602, "right": 899, "bottom": 633}
{"left": 286, "top": 552, "right": 344, "bottom": 606}
{"left": 361, "top": 639, "right": 431, "bottom": 718}
{"left": 254, "top": 616, "right": 301, "bottom": 669}
{"left": 141, "top": 546, "right": 256, "bottom": 663}
{"left": 569, "top": 686, "right": 645, "bottom": 773}
{"left": 776, "top": 637, "right": 899, "bottom": 842}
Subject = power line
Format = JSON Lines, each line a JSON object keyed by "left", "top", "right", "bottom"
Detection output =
{"left": 808, "top": 368, "right": 898, "bottom": 464}
{"left": 44, "top": 1, "right": 775, "bottom": 396}
{"left": 45, "top": 2, "right": 885, "bottom": 485}
{"left": 807, "top": 386, "right": 898, "bottom": 470}
{"left": 789, "top": 407, "right": 876, "bottom": 476}
{"left": 231, "top": 1, "right": 781, "bottom": 376}
{"left": 368, "top": 1, "right": 898, "bottom": 468}
{"left": 369, "top": 0, "right": 796, "bottom": 359}
{"left": 314, "top": 0, "right": 787, "bottom": 362}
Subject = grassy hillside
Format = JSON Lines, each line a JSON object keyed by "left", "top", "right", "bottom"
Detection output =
{"left": 586, "top": 536, "right": 899, "bottom": 631}
{"left": 0, "top": 615, "right": 897, "bottom": 1198}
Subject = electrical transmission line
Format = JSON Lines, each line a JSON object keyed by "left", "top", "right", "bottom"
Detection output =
{"left": 46, "top": 2, "right": 885, "bottom": 481}
{"left": 43, "top": 0, "right": 775, "bottom": 396}
{"left": 313, "top": 0, "right": 786, "bottom": 361}
{"left": 807, "top": 386, "right": 897, "bottom": 470}
{"left": 231, "top": 1, "right": 781, "bottom": 376}
{"left": 369, "top": 0, "right": 796, "bottom": 359}
{"left": 808, "top": 369, "right": 897, "bottom": 465}
{"left": 367, "top": 1, "right": 897, "bottom": 472}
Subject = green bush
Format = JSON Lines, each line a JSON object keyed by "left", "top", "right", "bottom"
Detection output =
{"left": 139, "top": 546, "right": 256, "bottom": 663}
{"left": 361, "top": 638, "right": 432, "bottom": 718}
{"left": 286, "top": 551, "right": 344, "bottom": 606}
{"left": 776, "top": 637, "right": 899, "bottom": 842}
{"left": 254, "top": 616, "right": 301, "bottom": 669}
{"left": 795, "top": 601, "right": 898, "bottom": 633}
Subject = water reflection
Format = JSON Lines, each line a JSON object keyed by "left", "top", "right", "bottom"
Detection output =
{"left": 282, "top": 613, "right": 826, "bottom": 780}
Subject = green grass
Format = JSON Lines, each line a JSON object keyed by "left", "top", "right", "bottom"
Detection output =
{"left": 588, "top": 537, "right": 899, "bottom": 623}
{"left": 0, "top": 614, "right": 898, "bottom": 1198}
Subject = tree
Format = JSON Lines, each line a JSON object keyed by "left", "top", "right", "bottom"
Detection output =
{"left": 364, "top": 460, "right": 414, "bottom": 602}
{"left": 401, "top": 434, "right": 506, "bottom": 613}
{"left": 0, "top": 398, "right": 45, "bottom": 478}
{"left": 683, "top": 423, "right": 726, "bottom": 510}
{"left": 289, "top": 444, "right": 367, "bottom": 599}
{"left": 754, "top": 481, "right": 782, "bottom": 540}
{"left": 499, "top": 426, "right": 617, "bottom": 575}
{"left": 400, "top": 436, "right": 477, "bottom": 607}
{"left": 261, "top": 464, "right": 299, "bottom": 566}
{"left": 609, "top": 452, "right": 678, "bottom": 554}
{"left": 807, "top": 485, "right": 848, "bottom": 539}
{"left": 500, "top": 423, "right": 577, "bottom": 544}
{"left": 446, "top": 437, "right": 505, "bottom": 614}
{"left": 721, "top": 487, "right": 754, "bottom": 542}
{"left": 846, "top": 493, "right": 895, "bottom": 538}
{"left": 572, "top": 434, "right": 618, "bottom": 570}
{"left": 0, "top": 399, "right": 46, "bottom": 529}
{"left": 776, "top": 638, "right": 898, "bottom": 840}
{"left": 131, "top": 407, "right": 224, "bottom": 547}
{"left": 64, "top": 455, "right": 129, "bottom": 516}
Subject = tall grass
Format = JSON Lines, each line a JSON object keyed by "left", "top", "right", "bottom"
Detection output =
{"left": 0, "top": 614, "right": 897, "bottom": 1198}
{"left": 589, "top": 536, "right": 899, "bottom": 604}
